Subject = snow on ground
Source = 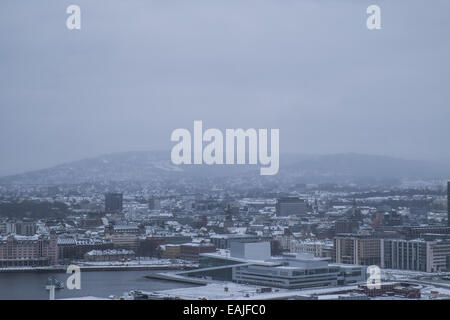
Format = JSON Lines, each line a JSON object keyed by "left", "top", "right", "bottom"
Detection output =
{"left": 149, "top": 283, "right": 358, "bottom": 300}
{"left": 382, "top": 269, "right": 450, "bottom": 281}
{"left": 77, "top": 258, "right": 193, "bottom": 267}
{"left": 59, "top": 296, "right": 111, "bottom": 300}
{"left": 149, "top": 283, "right": 264, "bottom": 300}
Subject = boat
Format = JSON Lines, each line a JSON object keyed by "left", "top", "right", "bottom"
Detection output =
{"left": 45, "top": 277, "right": 65, "bottom": 290}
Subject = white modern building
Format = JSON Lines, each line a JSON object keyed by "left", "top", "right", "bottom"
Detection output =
{"left": 184, "top": 241, "right": 366, "bottom": 290}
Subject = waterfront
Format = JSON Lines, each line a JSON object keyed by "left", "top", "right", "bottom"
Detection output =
{"left": 0, "top": 270, "right": 200, "bottom": 300}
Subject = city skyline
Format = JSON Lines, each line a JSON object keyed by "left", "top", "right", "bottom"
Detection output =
{"left": 1, "top": 0, "right": 450, "bottom": 303}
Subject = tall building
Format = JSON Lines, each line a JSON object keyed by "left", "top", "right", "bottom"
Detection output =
{"left": 375, "top": 237, "right": 450, "bottom": 273}
{"left": 148, "top": 197, "right": 161, "bottom": 210}
{"left": 381, "top": 239, "right": 427, "bottom": 271}
{"left": 276, "top": 197, "right": 307, "bottom": 216}
{"left": 105, "top": 193, "right": 123, "bottom": 212}
{"left": 335, "top": 219, "right": 359, "bottom": 234}
{"left": 15, "top": 221, "right": 37, "bottom": 236}
{"left": 1, "top": 221, "right": 37, "bottom": 236}
{"left": 447, "top": 181, "right": 450, "bottom": 226}
{"left": 334, "top": 234, "right": 381, "bottom": 266}
{"left": 426, "top": 239, "right": 450, "bottom": 272}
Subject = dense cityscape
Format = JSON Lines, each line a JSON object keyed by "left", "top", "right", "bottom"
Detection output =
{"left": 1, "top": 171, "right": 449, "bottom": 300}
{"left": 1, "top": 0, "right": 450, "bottom": 310}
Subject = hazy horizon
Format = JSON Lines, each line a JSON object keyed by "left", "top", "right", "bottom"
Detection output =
{"left": 2, "top": 149, "right": 450, "bottom": 179}
{"left": 2, "top": 0, "right": 450, "bottom": 176}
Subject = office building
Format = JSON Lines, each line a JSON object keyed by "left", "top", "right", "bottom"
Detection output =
{"left": 335, "top": 220, "right": 359, "bottom": 235}
{"left": 276, "top": 197, "right": 307, "bottom": 216}
{"left": 381, "top": 239, "right": 427, "bottom": 271}
{"left": 105, "top": 193, "right": 123, "bottom": 212}
{"left": 148, "top": 197, "right": 161, "bottom": 210}
{"left": 381, "top": 238, "right": 450, "bottom": 273}
{"left": 448, "top": 181, "right": 450, "bottom": 226}
{"left": 426, "top": 239, "right": 450, "bottom": 272}
{"left": 210, "top": 234, "right": 259, "bottom": 249}
{"left": 6, "top": 221, "right": 37, "bottom": 236}
{"left": 334, "top": 235, "right": 381, "bottom": 266}
{"left": 0, "top": 234, "right": 58, "bottom": 267}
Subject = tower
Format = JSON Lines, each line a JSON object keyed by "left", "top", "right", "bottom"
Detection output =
{"left": 447, "top": 181, "right": 450, "bottom": 226}
{"left": 105, "top": 193, "right": 123, "bottom": 212}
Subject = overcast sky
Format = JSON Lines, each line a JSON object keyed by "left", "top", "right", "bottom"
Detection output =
{"left": 1, "top": 0, "right": 450, "bottom": 176}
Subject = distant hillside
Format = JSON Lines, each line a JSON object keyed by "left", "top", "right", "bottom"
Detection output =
{"left": 283, "top": 153, "right": 450, "bottom": 181}
{"left": 0, "top": 151, "right": 449, "bottom": 185}
{"left": 0, "top": 151, "right": 257, "bottom": 185}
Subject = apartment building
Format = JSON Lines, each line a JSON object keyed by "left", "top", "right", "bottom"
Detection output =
{"left": 0, "top": 234, "right": 58, "bottom": 267}
{"left": 334, "top": 234, "right": 381, "bottom": 266}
